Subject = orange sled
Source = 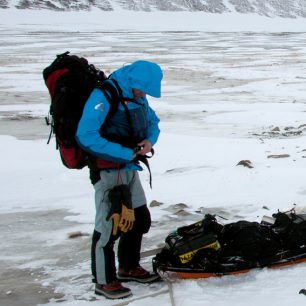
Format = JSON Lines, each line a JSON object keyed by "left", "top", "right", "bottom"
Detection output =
{"left": 153, "top": 244, "right": 306, "bottom": 280}
{"left": 152, "top": 212, "right": 306, "bottom": 280}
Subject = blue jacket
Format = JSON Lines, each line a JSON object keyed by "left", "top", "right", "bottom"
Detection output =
{"left": 76, "top": 60, "right": 162, "bottom": 171}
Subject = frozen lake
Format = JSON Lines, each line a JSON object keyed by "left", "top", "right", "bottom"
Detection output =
{"left": 1, "top": 28, "right": 306, "bottom": 140}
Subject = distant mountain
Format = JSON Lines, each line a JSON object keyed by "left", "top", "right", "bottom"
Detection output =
{"left": 1, "top": 0, "right": 306, "bottom": 18}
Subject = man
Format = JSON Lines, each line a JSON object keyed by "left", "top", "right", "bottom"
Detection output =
{"left": 76, "top": 60, "right": 163, "bottom": 299}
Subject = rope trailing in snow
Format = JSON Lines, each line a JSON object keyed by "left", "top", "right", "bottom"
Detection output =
{"left": 110, "top": 287, "right": 169, "bottom": 306}
{"left": 166, "top": 280, "right": 176, "bottom": 306}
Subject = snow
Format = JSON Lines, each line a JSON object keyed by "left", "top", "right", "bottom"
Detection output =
{"left": 1, "top": 8, "right": 306, "bottom": 306}
{"left": 1, "top": 9, "right": 306, "bottom": 32}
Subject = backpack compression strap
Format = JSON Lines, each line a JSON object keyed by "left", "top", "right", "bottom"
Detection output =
{"left": 134, "top": 148, "right": 154, "bottom": 189}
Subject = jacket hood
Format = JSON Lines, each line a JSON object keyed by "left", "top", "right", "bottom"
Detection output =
{"left": 110, "top": 60, "right": 163, "bottom": 99}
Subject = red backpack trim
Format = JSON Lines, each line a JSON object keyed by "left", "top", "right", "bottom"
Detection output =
{"left": 46, "top": 68, "right": 69, "bottom": 97}
{"left": 57, "top": 138, "right": 87, "bottom": 169}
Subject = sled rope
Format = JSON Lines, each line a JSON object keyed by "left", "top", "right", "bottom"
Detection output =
{"left": 110, "top": 287, "right": 169, "bottom": 306}
{"left": 140, "top": 245, "right": 165, "bottom": 258}
{"left": 166, "top": 280, "right": 176, "bottom": 306}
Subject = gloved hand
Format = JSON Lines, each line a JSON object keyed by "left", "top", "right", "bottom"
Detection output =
{"left": 118, "top": 185, "right": 135, "bottom": 233}
{"left": 107, "top": 185, "right": 123, "bottom": 236}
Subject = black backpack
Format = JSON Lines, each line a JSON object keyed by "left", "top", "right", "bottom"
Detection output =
{"left": 220, "top": 221, "right": 280, "bottom": 260}
{"left": 272, "top": 211, "right": 306, "bottom": 250}
{"left": 43, "top": 52, "right": 119, "bottom": 169}
{"left": 163, "top": 214, "right": 223, "bottom": 266}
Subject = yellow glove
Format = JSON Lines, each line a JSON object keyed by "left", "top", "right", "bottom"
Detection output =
{"left": 119, "top": 204, "right": 135, "bottom": 233}
{"left": 109, "top": 212, "right": 121, "bottom": 236}
{"left": 107, "top": 185, "right": 123, "bottom": 236}
{"left": 118, "top": 184, "right": 135, "bottom": 233}
{"left": 108, "top": 184, "right": 135, "bottom": 235}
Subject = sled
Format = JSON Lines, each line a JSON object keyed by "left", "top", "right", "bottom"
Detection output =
{"left": 152, "top": 211, "right": 306, "bottom": 280}
{"left": 154, "top": 247, "right": 306, "bottom": 279}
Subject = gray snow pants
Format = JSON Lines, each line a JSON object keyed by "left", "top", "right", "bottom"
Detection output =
{"left": 91, "top": 170, "right": 151, "bottom": 284}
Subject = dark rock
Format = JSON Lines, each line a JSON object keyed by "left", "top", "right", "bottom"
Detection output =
{"left": 236, "top": 160, "right": 254, "bottom": 168}
{"left": 149, "top": 200, "right": 163, "bottom": 208}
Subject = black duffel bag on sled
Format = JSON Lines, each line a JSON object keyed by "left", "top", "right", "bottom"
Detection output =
{"left": 153, "top": 211, "right": 306, "bottom": 279}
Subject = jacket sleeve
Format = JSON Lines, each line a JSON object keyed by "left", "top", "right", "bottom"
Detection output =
{"left": 75, "top": 89, "right": 134, "bottom": 163}
{"left": 144, "top": 98, "right": 160, "bottom": 146}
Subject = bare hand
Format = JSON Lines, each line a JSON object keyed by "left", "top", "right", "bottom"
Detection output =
{"left": 136, "top": 139, "right": 152, "bottom": 156}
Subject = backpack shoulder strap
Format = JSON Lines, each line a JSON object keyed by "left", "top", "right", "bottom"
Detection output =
{"left": 96, "top": 80, "right": 120, "bottom": 128}
{"left": 96, "top": 80, "right": 155, "bottom": 187}
{"left": 98, "top": 79, "right": 135, "bottom": 136}
{"left": 110, "top": 79, "right": 137, "bottom": 137}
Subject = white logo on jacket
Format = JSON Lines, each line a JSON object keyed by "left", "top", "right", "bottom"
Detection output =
{"left": 94, "top": 103, "right": 104, "bottom": 112}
